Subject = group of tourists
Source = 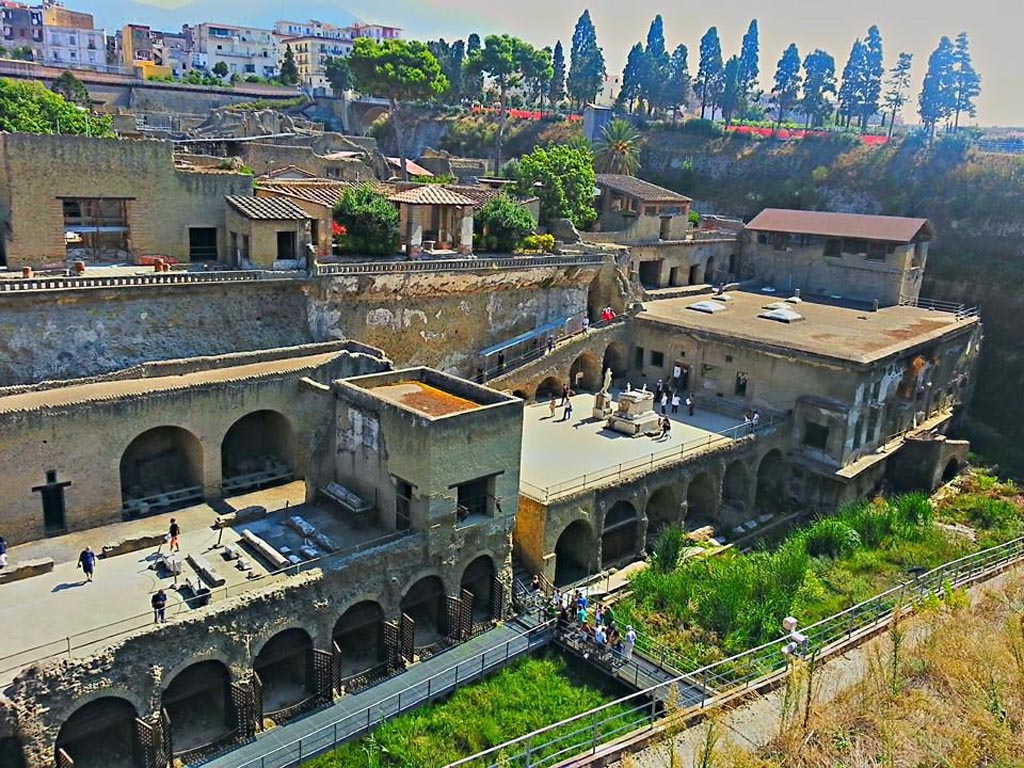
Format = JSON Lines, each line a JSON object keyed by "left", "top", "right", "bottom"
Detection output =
{"left": 743, "top": 409, "right": 763, "bottom": 433}
{"left": 598, "top": 307, "right": 618, "bottom": 322}
{"left": 549, "top": 589, "right": 637, "bottom": 664}
{"left": 654, "top": 378, "right": 694, "bottom": 418}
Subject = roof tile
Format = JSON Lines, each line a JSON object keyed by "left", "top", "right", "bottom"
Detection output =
{"left": 745, "top": 209, "right": 933, "bottom": 242}
{"left": 225, "top": 195, "right": 312, "bottom": 221}
{"left": 388, "top": 186, "right": 476, "bottom": 206}
{"left": 596, "top": 174, "right": 692, "bottom": 203}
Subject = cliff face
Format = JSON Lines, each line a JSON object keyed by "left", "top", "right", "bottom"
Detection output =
{"left": 639, "top": 130, "right": 1024, "bottom": 469}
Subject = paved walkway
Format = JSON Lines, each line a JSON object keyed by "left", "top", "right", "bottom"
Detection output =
{"left": 0, "top": 484, "right": 304, "bottom": 681}
{"left": 520, "top": 393, "right": 743, "bottom": 495}
{"left": 202, "top": 617, "right": 554, "bottom": 768}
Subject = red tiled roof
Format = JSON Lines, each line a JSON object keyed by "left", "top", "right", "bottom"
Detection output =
{"left": 384, "top": 157, "right": 434, "bottom": 177}
{"left": 596, "top": 174, "right": 692, "bottom": 203}
{"left": 745, "top": 209, "right": 933, "bottom": 242}
{"left": 225, "top": 195, "right": 310, "bottom": 220}
{"left": 388, "top": 186, "right": 476, "bottom": 206}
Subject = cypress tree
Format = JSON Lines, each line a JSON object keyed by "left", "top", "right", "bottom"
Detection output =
{"left": 861, "top": 25, "right": 884, "bottom": 128}
{"left": 695, "top": 27, "right": 723, "bottom": 120}
{"left": 737, "top": 20, "right": 760, "bottom": 112}
{"left": 771, "top": 43, "right": 802, "bottom": 129}
{"left": 882, "top": 52, "right": 913, "bottom": 138}
{"left": 567, "top": 10, "right": 606, "bottom": 109}
{"left": 665, "top": 44, "right": 691, "bottom": 120}
{"left": 641, "top": 15, "right": 670, "bottom": 115}
{"left": 549, "top": 40, "right": 566, "bottom": 105}
{"left": 837, "top": 40, "right": 867, "bottom": 128}
{"left": 719, "top": 55, "right": 741, "bottom": 127}
{"left": 801, "top": 49, "right": 837, "bottom": 128}
{"left": 918, "top": 36, "right": 955, "bottom": 138}
{"left": 619, "top": 42, "right": 645, "bottom": 113}
{"left": 951, "top": 32, "right": 980, "bottom": 130}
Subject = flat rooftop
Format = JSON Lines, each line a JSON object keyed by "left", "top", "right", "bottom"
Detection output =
{"left": 360, "top": 380, "right": 481, "bottom": 417}
{"left": 0, "top": 350, "right": 344, "bottom": 415}
{"left": 638, "top": 291, "right": 977, "bottom": 365}
{"left": 520, "top": 392, "right": 745, "bottom": 499}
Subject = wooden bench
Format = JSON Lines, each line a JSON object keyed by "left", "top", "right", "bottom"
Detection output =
{"left": 187, "top": 553, "right": 226, "bottom": 587}
{"left": 320, "top": 482, "right": 375, "bottom": 527}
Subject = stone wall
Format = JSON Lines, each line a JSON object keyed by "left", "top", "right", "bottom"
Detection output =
{"left": 238, "top": 142, "right": 377, "bottom": 180}
{"left": 0, "top": 134, "right": 253, "bottom": 268}
{"left": 626, "top": 239, "right": 739, "bottom": 288}
{"left": 0, "top": 346, "right": 385, "bottom": 543}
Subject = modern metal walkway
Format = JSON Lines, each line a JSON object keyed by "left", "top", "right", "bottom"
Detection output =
{"left": 200, "top": 617, "right": 554, "bottom": 768}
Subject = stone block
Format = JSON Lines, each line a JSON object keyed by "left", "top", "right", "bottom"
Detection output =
{"left": 102, "top": 533, "right": 165, "bottom": 559}
{"left": 0, "top": 557, "right": 55, "bottom": 584}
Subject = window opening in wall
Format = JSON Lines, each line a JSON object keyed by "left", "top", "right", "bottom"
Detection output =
{"left": 395, "top": 478, "right": 412, "bottom": 531}
{"left": 866, "top": 242, "right": 887, "bottom": 261}
{"left": 853, "top": 417, "right": 864, "bottom": 449}
{"left": 842, "top": 238, "right": 868, "bottom": 255}
{"left": 188, "top": 227, "right": 218, "bottom": 261}
{"left": 803, "top": 422, "right": 829, "bottom": 450}
{"left": 725, "top": 355, "right": 733, "bottom": 363}
{"left": 910, "top": 242, "right": 923, "bottom": 267}
{"left": 62, "top": 197, "right": 130, "bottom": 260}
{"left": 634, "top": 346, "right": 645, "bottom": 368}
{"left": 734, "top": 371, "right": 748, "bottom": 397}
{"left": 650, "top": 350, "right": 665, "bottom": 368}
{"left": 453, "top": 475, "right": 496, "bottom": 523}
{"left": 871, "top": 380, "right": 881, "bottom": 401}
{"left": 867, "top": 410, "right": 878, "bottom": 444}
{"left": 771, "top": 233, "right": 789, "bottom": 251}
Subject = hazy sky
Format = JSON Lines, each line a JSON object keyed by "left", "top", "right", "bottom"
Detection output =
{"left": 112, "top": 0, "right": 1024, "bottom": 126}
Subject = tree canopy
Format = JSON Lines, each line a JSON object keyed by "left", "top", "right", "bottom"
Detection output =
{"left": 837, "top": 39, "right": 867, "bottom": 128}
{"left": 349, "top": 38, "right": 447, "bottom": 179}
{"left": 515, "top": 144, "right": 596, "bottom": 229}
{"left": 801, "top": 49, "right": 837, "bottom": 128}
{"left": 951, "top": 32, "right": 980, "bottom": 130}
{"left": 324, "top": 56, "right": 352, "bottom": 96}
{"left": 882, "top": 52, "right": 913, "bottom": 138}
{"left": 476, "top": 194, "right": 536, "bottom": 252}
{"left": 567, "top": 10, "right": 606, "bottom": 108}
{"left": 918, "top": 36, "right": 955, "bottom": 138}
{"left": 592, "top": 118, "right": 642, "bottom": 175}
{"left": 50, "top": 71, "right": 91, "bottom": 108}
{"left": 695, "top": 27, "right": 724, "bottom": 120}
{"left": 279, "top": 44, "right": 299, "bottom": 85}
{"left": 332, "top": 185, "right": 399, "bottom": 256}
{"left": 426, "top": 38, "right": 466, "bottom": 102}
{"left": 771, "top": 43, "right": 802, "bottom": 128}
{"left": 0, "top": 78, "right": 112, "bottom": 136}
{"left": 737, "top": 20, "right": 760, "bottom": 112}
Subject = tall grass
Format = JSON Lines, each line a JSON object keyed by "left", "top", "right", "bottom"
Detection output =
{"left": 305, "top": 654, "right": 634, "bottom": 768}
{"left": 619, "top": 491, "right": 999, "bottom": 664}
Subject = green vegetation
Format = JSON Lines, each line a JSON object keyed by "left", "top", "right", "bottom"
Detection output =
{"left": 515, "top": 143, "right": 596, "bottom": 229}
{"left": 225, "top": 95, "right": 308, "bottom": 112}
{"left": 0, "top": 78, "right": 113, "bottom": 137}
{"left": 279, "top": 44, "right": 299, "bottom": 86}
{"left": 50, "top": 71, "right": 90, "bottom": 107}
{"left": 617, "top": 477, "right": 1024, "bottom": 666}
{"left": 517, "top": 233, "right": 556, "bottom": 254}
{"left": 593, "top": 119, "right": 643, "bottom": 175}
{"left": 476, "top": 194, "right": 536, "bottom": 252}
{"left": 332, "top": 185, "right": 400, "bottom": 256}
{"left": 306, "top": 654, "right": 633, "bottom": 768}
{"left": 0, "top": 45, "right": 34, "bottom": 61}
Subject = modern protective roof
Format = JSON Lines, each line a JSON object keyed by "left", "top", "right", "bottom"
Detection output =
{"left": 388, "top": 186, "right": 476, "bottom": 207}
{"left": 225, "top": 195, "right": 310, "bottom": 221}
{"left": 745, "top": 209, "right": 933, "bottom": 242}
{"left": 257, "top": 181, "right": 348, "bottom": 208}
{"left": 595, "top": 174, "right": 692, "bottom": 203}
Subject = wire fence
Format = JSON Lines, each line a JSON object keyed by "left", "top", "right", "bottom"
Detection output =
{"left": 444, "top": 534, "right": 1024, "bottom": 767}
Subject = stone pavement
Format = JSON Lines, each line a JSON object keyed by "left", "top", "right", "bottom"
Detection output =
{"left": 0, "top": 484, "right": 304, "bottom": 682}
{"left": 520, "top": 393, "right": 743, "bottom": 493}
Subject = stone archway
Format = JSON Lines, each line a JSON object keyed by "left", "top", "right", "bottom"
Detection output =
{"left": 120, "top": 426, "right": 203, "bottom": 512}
{"left": 645, "top": 485, "right": 681, "bottom": 537}
{"left": 755, "top": 450, "right": 787, "bottom": 515}
{"left": 942, "top": 457, "right": 960, "bottom": 483}
{"left": 333, "top": 601, "right": 385, "bottom": 678}
{"left": 686, "top": 473, "right": 718, "bottom": 528}
{"left": 254, "top": 628, "right": 314, "bottom": 715}
{"left": 535, "top": 376, "right": 563, "bottom": 400}
{"left": 401, "top": 575, "right": 447, "bottom": 644}
{"left": 601, "top": 500, "right": 639, "bottom": 567}
{"left": 722, "top": 460, "right": 749, "bottom": 510}
{"left": 161, "top": 660, "right": 232, "bottom": 755}
{"left": 460, "top": 554, "right": 496, "bottom": 619}
{"left": 569, "top": 352, "right": 602, "bottom": 392}
{"left": 359, "top": 105, "right": 389, "bottom": 135}
{"left": 512, "top": 387, "right": 531, "bottom": 401}
{"left": 56, "top": 697, "right": 139, "bottom": 768}
{"left": 705, "top": 256, "right": 717, "bottom": 284}
{"left": 221, "top": 410, "right": 295, "bottom": 494}
{"left": 602, "top": 341, "right": 628, "bottom": 378}
{"left": 554, "top": 519, "right": 595, "bottom": 586}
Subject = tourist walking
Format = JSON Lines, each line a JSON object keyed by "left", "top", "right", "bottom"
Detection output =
{"left": 562, "top": 399, "right": 574, "bottom": 422}
{"left": 152, "top": 589, "right": 168, "bottom": 623}
{"left": 548, "top": 395, "right": 557, "bottom": 418}
{"left": 497, "top": 350, "right": 505, "bottom": 373}
{"left": 660, "top": 392, "right": 668, "bottom": 415}
{"left": 582, "top": 317, "right": 590, "bottom": 333}
{"left": 168, "top": 518, "right": 181, "bottom": 552}
{"left": 0, "top": 535, "right": 7, "bottom": 569}
{"left": 560, "top": 383, "right": 571, "bottom": 405}
{"left": 624, "top": 625, "right": 637, "bottom": 660}
{"left": 77, "top": 546, "right": 96, "bottom": 583}
{"left": 655, "top": 379, "right": 664, "bottom": 401}
{"left": 686, "top": 395, "right": 695, "bottom": 416}
{"left": 546, "top": 335, "right": 555, "bottom": 354}
{"left": 671, "top": 392, "right": 680, "bottom": 414}
{"left": 752, "top": 410, "right": 761, "bottom": 431}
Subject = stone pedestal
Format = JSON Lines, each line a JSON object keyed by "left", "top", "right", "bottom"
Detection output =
{"left": 608, "top": 390, "right": 661, "bottom": 436}
{"left": 592, "top": 391, "right": 614, "bottom": 419}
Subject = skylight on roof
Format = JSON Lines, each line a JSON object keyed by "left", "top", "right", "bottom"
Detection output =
{"left": 688, "top": 301, "right": 728, "bottom": 314}
{"left": 759, "top": 308, "right": 805, "bottom": 323}
{"left": 763, "top": 301, "right": 788, "bottom": 310}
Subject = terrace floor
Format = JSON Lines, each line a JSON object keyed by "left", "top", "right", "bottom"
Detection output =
{"left": 0, "top": 482, "right": 390, "bottom": 682}
{"left": 519, "top": 392, "right": 745, "bottom": 498}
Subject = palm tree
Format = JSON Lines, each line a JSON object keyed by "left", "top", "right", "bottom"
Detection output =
{"left": 592, "top": 119, "right": 642, "bottom": 175}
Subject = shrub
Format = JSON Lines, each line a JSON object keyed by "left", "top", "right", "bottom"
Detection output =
{"left": 653, "top": 525, "right": 685, "bottom": 572}
{"left": 893, "top": 492, "right": 934, "bottom": 527}
{"left": 332, "top": 185, "right": 399, "bottom": 256}
{"left": 518, "top": 234, "right": 555, "bottom": 253}
{"left": 802, "top": 518, "right": 862, "bottom": 559}
{"left": 680, "top": 118, "right": 723, "bottom": 137}
{"left": 476, "top": 194, "right": 535, "bottom": 252}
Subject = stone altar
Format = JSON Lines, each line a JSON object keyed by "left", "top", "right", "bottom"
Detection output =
{"left": 608, "top": 389, "right": 661, "bottom": 436}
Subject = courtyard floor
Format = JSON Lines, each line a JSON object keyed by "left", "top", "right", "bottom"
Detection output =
{"left": 0, "top": 482, "right": 387, "bottom": 682}
{"left": 519, "top": 392, "right": 745, "bottom": 498}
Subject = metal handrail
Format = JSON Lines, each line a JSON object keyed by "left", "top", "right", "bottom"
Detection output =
{"left": 232, "top": 620, "right": 557, "bottom": 768}
{"left": 313, "top": 254, "right": 605, "bottom": 276}
{"left": 0, "top": 529, "right": 417, "bottom": 678}
{"left": 898, "top": 295, "right": 979, "bottom": 320}
{"left": 444, "top": 534, "right": 1024, "bottom": 767}
{"left": 0, "top": 270, "right": 286, "bottom": 293}
{"left": 521, "top": 414, "right": 785, "bottom": 501}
